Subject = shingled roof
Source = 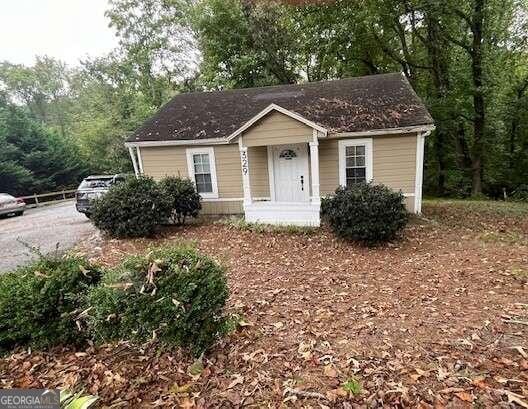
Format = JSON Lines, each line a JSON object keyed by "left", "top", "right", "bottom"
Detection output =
{"left": 127, "top": 73, "right": 434, "bottom": 143}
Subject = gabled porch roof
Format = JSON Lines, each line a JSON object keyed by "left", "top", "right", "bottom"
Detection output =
{"left": 226, "top": 103, "right": 328, "bottom": 142}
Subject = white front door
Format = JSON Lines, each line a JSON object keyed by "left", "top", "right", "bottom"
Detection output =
{"left": 272, "top": 144, "right": 310, "bottom": 202}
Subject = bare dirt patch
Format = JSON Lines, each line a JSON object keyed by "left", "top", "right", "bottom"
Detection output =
{"left": 2, "top": 201, "right": 527, "bottom": 407}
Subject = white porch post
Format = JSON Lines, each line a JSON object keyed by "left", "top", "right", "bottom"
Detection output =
{"left": 309, "top": 132, "right": 320, "bottom": 204}
{"left": 128, "top": 146, "right": 139, "bottom": 176}
{"left": 239, "top": 140, "right": 252, "bottom": 206}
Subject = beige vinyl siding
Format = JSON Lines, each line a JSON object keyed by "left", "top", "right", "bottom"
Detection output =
{"left": 140, "top": 144, "right": 243, "bottom": 199}
{"left": 404, "top": 196, "right": 415, "bottom": 213}
{"left": 202, "top": 201, "right": 243, "bottom": 215}
{"left": 139, "top": 132, "right": 418, "bottom": 214}
{"left": 319, "top": 133, "right": 417, "bottom": 211}
{"left": 214, "top": 145, "right": 243, "bottom": 198}
{"left": 319, "top": 138, "right": 339, "bottom": 196}
{"left": 141, "top": 146, "right": 188, "bottom": 179}
{"left": 373, "top": 135, "right": 416, "bottom": 193}
{"left": 248, "top": 146, "right": 270, "bottom": 198}
{"left": 242, "top": 111, "right": 313, "bottom": 147}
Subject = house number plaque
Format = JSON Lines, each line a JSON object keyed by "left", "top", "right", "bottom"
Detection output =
{"left": 240, "top": 150, "right": 249, "bottom": 176}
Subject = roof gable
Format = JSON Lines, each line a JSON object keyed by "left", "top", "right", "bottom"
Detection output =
{"left": 227, "top": 104, "right": 327, "bottom": 142}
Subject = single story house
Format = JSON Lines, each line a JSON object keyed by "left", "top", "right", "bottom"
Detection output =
{"left": 125, "top": 73, "right": 435, "bottom": 226}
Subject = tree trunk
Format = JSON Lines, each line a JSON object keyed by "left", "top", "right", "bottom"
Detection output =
{"left": 470, "top": 0, "right": 485, "bottom": 196}
{"left": 455, "top": 120, "right": 472, "bottom": 171}
{"left": 425, "top": 11, "right": 451, "bottom": 196}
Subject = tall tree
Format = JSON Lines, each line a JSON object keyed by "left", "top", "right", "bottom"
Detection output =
{"left": 106, "top": 0, "right": 195, "bottom": 107}
{"left": 0, "top": 57, "right": 71, "bottom": 137}
{"left": 0, "top": 95, "right": 87, "bottom": 195}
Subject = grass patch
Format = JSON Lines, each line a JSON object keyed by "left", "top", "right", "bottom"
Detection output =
{"left": 423, "top": 198, "right": 528, "bottom": 218}
{"left": 509, "top": 266, "right": 528, "bottom": 284}
{"left": 216, "top": 216, "right": 318, "bottom": 235}
{"left": 479, "top": 230, "right": 526, "bottom": 245}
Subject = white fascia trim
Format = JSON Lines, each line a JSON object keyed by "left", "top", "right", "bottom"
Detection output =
{"left": 136, "top": 146, "right": 144, "bottom": 174}
{"left": 128, "top": 147, "right": 139, "bottom": 176}
{"left": 338, "top": 138, "right": 373, "bottom": 187}
{"left": 125, "top": 137, "right": 228, "bottom": 148}
{"left": 330, "top": 124, "right": 435, "bottom": 138}
{"left": 226, "top": 103, "right": 328, "bottom": 142}
{"left": 186, "top": 147, "right": 219, "bottom": 199}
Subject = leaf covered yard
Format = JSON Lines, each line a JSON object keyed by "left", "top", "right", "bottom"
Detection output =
{"left": 2, "top": 200, "right": 528, "bottom": 408}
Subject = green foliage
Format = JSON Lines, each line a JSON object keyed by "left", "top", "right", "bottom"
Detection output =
{"left": 0, "top": 254, "right": 102, "bottom": 352}
{"left": 105, "top": 0, "right": 193, "bottom": 107}
{"left": 68, "top": 54, "right": 153, "bottom": 174}
{"left": 221, "top": 313, "right": 248, "bottom": 335}
{"left": 88, "top": 245, "right": 229, "bottom": 355}
{"left": 159, "top": 176, "right": 201, "bottom": 225}
{"left": 191, "top": 0, "right": 528, "bottom": 197}
{"left": 91, "top": 176, "right": 171, "bottom": 238}
{"left": 191, "top": 0, "right": 300, "bottom": 88}
{"left": 342, "top": 377, "right": 362, "bottom": 396}
{"left": 0, "top": 96, "right": 87, "bottom": 195}
{"left": 2, "top": 0, "right": 528, "bottom": 199}
{"left": 512, "top": 185, "right": 528, "bottom": 201}
{"left": 322, "top": 183, "right": 409, "bottom": 245}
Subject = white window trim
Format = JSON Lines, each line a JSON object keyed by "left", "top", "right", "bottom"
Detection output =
{"left": 338, "top": 138, "right": 373, "bottom": 187}
{"left": 186, "top": 147, "right": 219, "bottom": 199}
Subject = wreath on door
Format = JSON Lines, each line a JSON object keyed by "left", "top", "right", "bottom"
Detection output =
{"left": 279, "top": 149, "right": 297, "bottom": 160}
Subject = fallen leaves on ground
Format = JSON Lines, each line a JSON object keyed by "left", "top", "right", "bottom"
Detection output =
{"left": 2, "top": 202, "right": 527, "bottom": 407}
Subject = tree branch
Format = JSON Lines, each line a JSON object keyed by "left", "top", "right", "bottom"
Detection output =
{"left": 444, "top": 31, "right": 473, "bottom": 53}
{"left": 371, "top": 30, "right": 432, "bottom": 71}
{"left": 452, "top": 7, "right": 474, "bottom": 28}
{"left": 460, "top": 112, "right": 475, "bottom": 123}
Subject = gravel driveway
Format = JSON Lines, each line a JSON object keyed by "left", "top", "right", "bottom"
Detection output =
{"left": 0, "top": 201, "right": 96, "bottom": 272}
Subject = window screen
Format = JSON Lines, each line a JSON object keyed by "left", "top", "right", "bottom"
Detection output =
{"left": 345, "top": 145, "right": 366, "bottom": 186}
{"left": 192, "top": 153, "right": 213, "bottom": 193}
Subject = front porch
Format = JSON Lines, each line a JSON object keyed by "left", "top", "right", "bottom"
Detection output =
{"left": 238, "top": 128, "right": 323, "bottom": 227}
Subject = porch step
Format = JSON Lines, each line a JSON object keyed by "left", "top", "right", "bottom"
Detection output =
{"left": 244, "top": 201, "right": 321, "bottom": 227}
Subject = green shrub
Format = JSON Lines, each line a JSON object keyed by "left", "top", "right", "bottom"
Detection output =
{"left": 88, "top": 245, "right": 229, "bottom": 355}
{"left": 322, "top": 183, "right": 408, "bottom": 245}
{"left": 91, "top": 176, "right": 171, "bottom": 238}
{"left": 159, "top": 176, "right": 201, "bottom": 225}
{"left": 0, "top": 254, "right": 102, "bottom": 352}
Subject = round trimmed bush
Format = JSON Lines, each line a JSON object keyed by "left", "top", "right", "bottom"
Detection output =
{"left": 159, "top": 176, "right": 201, "bottom": 225}
{"left": 91, "top": 176, "right": 171, "bottom": 238}
{"left": 0, "top": 254, "right": 102, "bottom": 352}
{"left": 87, "top": 245, "right": 229, "bottom": 355}
{"left": 322, "top": 183, "right": 409, "bottom": 245}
